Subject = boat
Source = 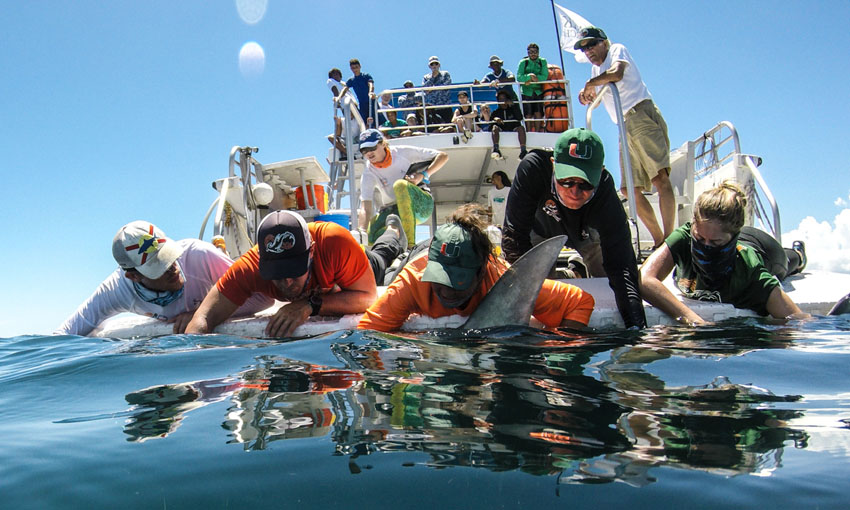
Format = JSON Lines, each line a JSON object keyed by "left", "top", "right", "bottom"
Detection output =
{"left": 92, "top": 79, "right": 850, "bottom": 338}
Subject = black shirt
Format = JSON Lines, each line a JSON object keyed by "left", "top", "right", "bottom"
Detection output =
{"left": 503, "top": 149, "right": 647, "bottom": 328}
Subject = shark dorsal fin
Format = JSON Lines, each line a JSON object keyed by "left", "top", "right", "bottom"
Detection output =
{"left": 463, "top": 235, "right": 567, "bottom": 329}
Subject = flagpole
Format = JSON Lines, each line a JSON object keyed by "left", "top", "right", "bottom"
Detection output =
{"left": 550, "top": 0, "right": 566, "bottom": 74}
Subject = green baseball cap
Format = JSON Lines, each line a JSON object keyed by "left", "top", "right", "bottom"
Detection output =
{"left": 552, "top": 128, "right": 605, "bottom": 187}
{"left": 422, "top": 224, "right": 483, "bottom": 291}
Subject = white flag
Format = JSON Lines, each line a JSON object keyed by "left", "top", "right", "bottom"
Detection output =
{"left": 554, "top": 4, "right": 593, "bottom": 63}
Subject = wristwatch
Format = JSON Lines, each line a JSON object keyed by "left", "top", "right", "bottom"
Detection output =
{"left": 308, "top": 292, "right": 323, "bottom": 316}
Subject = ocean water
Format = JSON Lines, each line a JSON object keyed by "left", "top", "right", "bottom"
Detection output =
{"left": 2, "top": 319, "right": 850, "bottom": 509}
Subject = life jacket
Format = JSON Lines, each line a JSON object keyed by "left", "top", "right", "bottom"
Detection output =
{"left": 542, "top": 64, "right": 570, "bottom": 133}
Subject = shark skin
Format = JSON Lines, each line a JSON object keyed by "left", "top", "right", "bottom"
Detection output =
{"left": 463, "top": 235, "right": 568, "bottom": 330}
{"left": 828, "top": 292, "right": 850, "bottom": 316}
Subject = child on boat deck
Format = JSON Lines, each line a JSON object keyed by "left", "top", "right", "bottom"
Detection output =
{"left": 452, "top": 90, "right": 478, "bottom": 143}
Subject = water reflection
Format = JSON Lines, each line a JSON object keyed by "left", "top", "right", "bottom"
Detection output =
{"left": 122, "top": 323, "right": 810, "bottom": 483}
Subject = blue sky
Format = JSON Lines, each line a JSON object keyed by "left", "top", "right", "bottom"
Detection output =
{"left": 2, "top": 0, "right": 850, "bottom": 337}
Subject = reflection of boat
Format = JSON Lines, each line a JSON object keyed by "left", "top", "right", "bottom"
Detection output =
{"left": 93, "top": 79, "right": 850, "bottom": 337}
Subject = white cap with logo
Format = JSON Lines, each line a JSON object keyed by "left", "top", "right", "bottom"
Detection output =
{"left": 112, "top": 221, "right": 184, "bottom": 279}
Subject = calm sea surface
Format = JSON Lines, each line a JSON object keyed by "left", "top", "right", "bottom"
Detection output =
{"left": 2, "top": 318, "right": 849, "bottom": 509}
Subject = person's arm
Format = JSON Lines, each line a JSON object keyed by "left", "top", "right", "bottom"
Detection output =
{"left": 640, "top": 245, "right": 705, "bottom": 325}
{"left": 54, "top": 272, "right": 134, "bottom": 336}
{"left": 579, "top": 61, "right": 627, "bottom": 105}
{"left": 765, "top": 286, "right": 809, "bottom": 319}
{"left": 185, "top": 286, "right": 239, "bottom": 334}
{"left": 516, "top": 59, "right": 531, "bottom": 84}
{"left": 168, "top": 312, "right": 195, "bottom": 334}
{"left": 358, "top": 199, "right": 373, "bottom": 230}
{"left": 407, "top": 151, "right": 448, "bottom": 186}
{"left": 539, "top": 59, "right": 549, "bottom": 82}
{"left": 264, "top": 268, "right": 377, "bottom": 338}
{"left": 501, "top": 153, "right": 545, "bottom": 262}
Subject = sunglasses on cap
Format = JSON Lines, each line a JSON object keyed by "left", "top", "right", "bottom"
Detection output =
{"left": 556, "top": 178, "right": 595, "bottom": 191}
{"left": 580, "top": 40, "right": 602, "bottom": 52}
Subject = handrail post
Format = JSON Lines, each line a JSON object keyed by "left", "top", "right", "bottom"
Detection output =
{"left": 585, "top": 83, "right": 641, "bottom": 256}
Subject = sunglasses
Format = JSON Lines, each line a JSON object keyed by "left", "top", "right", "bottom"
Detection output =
{"left": 359, "top": 146, "right": 378, "bottom": 154}
{"left": 580, "top": 40, "right": 601, "bottom": 52}
{"left": 429, "top": 62, "right": 440, "bottom": 67}
{"left": 556, "top": 178, "right": 595, "bottom": 191}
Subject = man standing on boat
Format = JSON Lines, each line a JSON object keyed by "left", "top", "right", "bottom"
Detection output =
{"left": 358, "top": 204, "right": 594, "bottom": 332}
{"left": 55, "top": 221, "right": 273, "bottom": 336}
{"left": 346, "top": 58, "right": 375, "bottom": 128}
{"left": 422, "top": 56, "right": 453, "bottom": 125}
{"left": 475, "top": 55, "right": 517, "bottom": 100}
{"left": 516, "top": 43, "right": 548, "bottom": 132}
{"left": 502, "top": 128, "right": 647, "bottom": 329}
{"left": 575, "top": 26, "right": 675, "bottom": 249}
{"left": 357, "top": 129, "right": 448, "bottom": 248}
{"left": 185, "top": 210, "right": 406, "bottom": 338}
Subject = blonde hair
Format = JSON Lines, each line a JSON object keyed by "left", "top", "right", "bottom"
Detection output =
{"left": 694, "top": 182, "right": 748, "bottom": 234}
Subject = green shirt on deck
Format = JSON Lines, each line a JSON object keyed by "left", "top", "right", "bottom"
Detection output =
{"left": 665, "top": 222, "right": 780, "bottom": 316}
{"left": 517, "top": 56, "right": 548, "bottom": 96}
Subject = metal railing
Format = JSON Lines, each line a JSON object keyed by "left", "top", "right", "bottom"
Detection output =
{"left": 584, "top": 83, "right": 641, "bottom": 257}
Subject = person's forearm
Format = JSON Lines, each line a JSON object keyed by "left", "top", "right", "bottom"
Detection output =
{"left": 320, "top": 289, "right": 377, "bottom": 315}
{"left": 641, "top": 278, "right": 702, "bottom": 324}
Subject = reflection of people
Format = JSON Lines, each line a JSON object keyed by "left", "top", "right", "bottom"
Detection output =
{"left": 503, "top": 128, "right": 647, "bottom": 329}
{"left": 55, "top": 221, "right": 272, "bottom": 336}
{"left": 186, "top": 210, "right": 402, "bottom": 337}
{"left": 487, "top": 171, "right": 511, "bottom": 227}
{"left": 575, "top": 26, "right": 675, "bottom": 248}
{"left": 357, "top": 129, "right": 448, "bottom": 248}
{"left": 358, "top": 204, "right": 594, "bottom": 332}
{"left": 640, "top": 183, "right": 809, "bottom": 324}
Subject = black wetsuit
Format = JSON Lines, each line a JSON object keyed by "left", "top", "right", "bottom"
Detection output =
{"left": 502, "top": 149, "right": 647, "bottom": 328}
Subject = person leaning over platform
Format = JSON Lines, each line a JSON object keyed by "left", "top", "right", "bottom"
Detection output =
{"left": 640, "top": 182, "right": 809, "bottom": 325}
{"left": 358, "top": 204, "right": 594, "bottom": 332}
{"left": 357, "top": 129, "right": 448, "bottom": 248}
{"left": 502, "top": 128, "right": 647, "bottom": 329}
{"left": 185, "top": 210, "right": 405, "bottom": 338}
{"left": 575, "top": 26, "right": 675, "bottom": 249}
{"left": 55, "top": 221, "right": 273, "bottom": 336}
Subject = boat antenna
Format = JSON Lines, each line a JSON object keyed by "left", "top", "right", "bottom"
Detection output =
{"left": 549, "top": 0, "right": 567, "bottom": 76}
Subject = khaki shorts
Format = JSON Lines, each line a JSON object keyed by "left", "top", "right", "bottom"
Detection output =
{"left": 619, "top": 99, "right": 670, "bottom": 190}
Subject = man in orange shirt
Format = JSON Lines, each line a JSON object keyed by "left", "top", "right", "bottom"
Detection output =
{"left": 187, "top": 210, "right": 402, "bottom": 337}
{"left": 358, "top": 205, "right": 594, "bottom": 332}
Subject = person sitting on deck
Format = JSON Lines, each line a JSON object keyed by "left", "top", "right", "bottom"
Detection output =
{"left": 474, "top": 54, "right": 517, "bottom": 100}
{"left": 357, "top": 204, "right": 595, "bottom": 332}
{"left": 422, "top": 56, "right": 453, "bottom": 125}
{"left": 185, "top": 210, "right": 406, "bottom": 338}
{"left": 327, "top": 67, "right": 361, "bottom": 156}
{"left": 451, "top": 90, "right": 478, "bottom": 143}
{"left": 640, "top": 182, "right": 809, "bottom": 325}
{"left": 357, "top": 129, "right": 448, "bottom": 248}
{"left": 55, "top": 221, "right": 273, "bottom": 336}
{"left": 381, "top": 109, "right": 409, "bottom": 139}
{"left": 490, "top": 90, "right": 527, "bottom": 160}
{"left": 478, "top": 104, "right": 492, "bottom": 132}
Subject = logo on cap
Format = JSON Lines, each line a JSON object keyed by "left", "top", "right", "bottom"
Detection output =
{"left": 440, "top": 242, "right": 460, "bottom": 258}
{"left": 124, "top": 224, "right": 165, "bottom": 265}
{"left": 265, "top": 232, "right": 296, "bottom": 254}
{"left": 569, "top": 143, "right": 592, "bottom": 160}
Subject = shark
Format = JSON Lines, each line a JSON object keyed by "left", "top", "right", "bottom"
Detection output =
{"left": 463, "top": 235, "right": 568, "bottom": 330}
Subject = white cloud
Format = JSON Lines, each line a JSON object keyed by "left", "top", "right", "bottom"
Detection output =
{"left": 784, "top": 208, "right": 850, "bottom": 274}
{"left": 836, "top": 197, "right": 848, "bottom": 207}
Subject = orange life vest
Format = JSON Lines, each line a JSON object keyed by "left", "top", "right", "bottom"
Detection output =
{"left": 542, "top": 64, "right": 570, "bottom": 134}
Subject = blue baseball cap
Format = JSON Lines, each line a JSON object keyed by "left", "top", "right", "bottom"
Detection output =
{"left": 358, "top": 129, "right": 384, "bottom": 150}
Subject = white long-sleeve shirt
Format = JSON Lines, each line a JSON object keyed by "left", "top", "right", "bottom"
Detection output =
{"left": 55, "top": 239, "right": 274, "bottom": 336}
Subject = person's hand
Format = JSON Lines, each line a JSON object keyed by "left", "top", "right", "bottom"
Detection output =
{"left": 528, "top": 73, "right": 538, "bottom": 82}
{"left": 578, "top": 83, "right": 597, "bottom": 105}
{"left": 473, "top": 79, "right": 480, "bottom": 85}
{"left": 169, "top": 311, "right": 195, "bottom": 334}
{"left": 265, "top": 300, "right": 312, "bottom": 338}
{"left": 405, "top": 173, "right": 424, "bottom": 185}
